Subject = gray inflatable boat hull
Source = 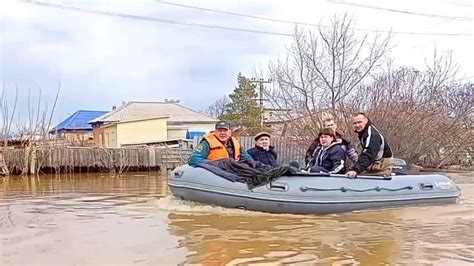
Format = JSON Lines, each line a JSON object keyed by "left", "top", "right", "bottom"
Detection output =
{"left": 168, "top": 165, "right": 461, "bottom": 214}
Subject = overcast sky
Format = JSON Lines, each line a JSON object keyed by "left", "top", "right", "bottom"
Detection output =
{"left": 1, "top": 0, "right": 473, "bottom": 127}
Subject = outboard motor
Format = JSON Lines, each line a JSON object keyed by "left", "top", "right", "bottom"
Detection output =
{"left": 392, "top": 158, "right": 408, "bottom": 175}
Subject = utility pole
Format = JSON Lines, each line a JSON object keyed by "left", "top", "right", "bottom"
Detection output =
{"left": 250, "top": 78, "right": 272, "bottom": 127}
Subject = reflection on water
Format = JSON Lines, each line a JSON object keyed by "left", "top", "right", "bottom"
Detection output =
{"left": 167, "top": 211, "right": 401, "bottom": 265}
{"left": 0, "top": 172, "right": 473, "bottom": 265}
{"left": 1, "top": 173, "right": 170, "bottom": 198}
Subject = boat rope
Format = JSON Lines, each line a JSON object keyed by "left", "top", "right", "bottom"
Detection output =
{"left": 300, "top": 186, "right": 413, "bottom": 193}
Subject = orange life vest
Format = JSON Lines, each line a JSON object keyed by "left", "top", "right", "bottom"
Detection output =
{"left": 203, "top": 133, "right": 241, "bottom": 161}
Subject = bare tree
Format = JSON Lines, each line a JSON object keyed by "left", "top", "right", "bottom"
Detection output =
{"left": 1, "top": 84, "right": 19, "bottom": 145}
{"left": 0, "top": 84, "right": 19, "bottom": 175}
{"left": 204, "top": 95, "right": 230, "bottom": 119}
{"left": 262, "top": 14, "right": 471, "bottom": 167}
{"left": 0, "top": 83, "right": 61, "bottom": 175}
{"left": 344, "top": 51, "right": 472, "bottom": 166}
{"left": 265, "top": 14, "right": 390, "bottom": 139}
{"left": 24, "top": 84, "right": 61, "bottom": 175}
{"left": 17, "top": 84, "right": 61, "bottom": 143}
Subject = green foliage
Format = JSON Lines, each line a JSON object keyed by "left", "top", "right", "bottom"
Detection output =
{"left": 219, "top": 73, "right": 263, "bottom": 130}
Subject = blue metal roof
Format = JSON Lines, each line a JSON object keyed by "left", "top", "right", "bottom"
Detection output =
{"left": 50, "top": 110, "right": 108, "bottom": 133}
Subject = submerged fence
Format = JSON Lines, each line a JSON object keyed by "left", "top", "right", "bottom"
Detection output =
{"left": 1, "top": 136, "right": 308, "bottom": 176}
{"left": 2, "top": 147, "right": 192, "bottom": 175}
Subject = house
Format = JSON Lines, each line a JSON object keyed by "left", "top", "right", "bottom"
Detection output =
{"left": 50, "top": 110, "right": 108, "bottom": 145}
{"left": 100, "top": 116, "right": 169, "bottom": 147}
{"left": 89, "top": 101, "right": 217, "bottom": 147}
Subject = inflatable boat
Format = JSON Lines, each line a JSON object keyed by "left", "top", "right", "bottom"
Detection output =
{"left": 168, "top": 165, "right": 461, "bottom": 214}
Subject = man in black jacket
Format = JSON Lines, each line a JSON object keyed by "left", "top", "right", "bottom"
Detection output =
{"left": 346, "top": 113, "right": 393, "bottom": 178}
{"left": 247, "top": 131, "right": 279, "bottom": 168}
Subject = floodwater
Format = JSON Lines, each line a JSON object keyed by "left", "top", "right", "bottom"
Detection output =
{"left": 0, "top": 171, "right": 473, "bottom": 265}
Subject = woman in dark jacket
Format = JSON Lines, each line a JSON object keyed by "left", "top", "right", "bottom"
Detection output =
{"left": 305, "top": 131, "right": 358, "bottom": 166}
{"left": 247, "top": 132, "right": 279, "bottom": 168}
{"left": 307, "top": 128, "right": 346, "bottom": 174}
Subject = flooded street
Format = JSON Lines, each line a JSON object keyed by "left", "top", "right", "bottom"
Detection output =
{"left": 1, "top": 172, "right": 473, "bottom": 265}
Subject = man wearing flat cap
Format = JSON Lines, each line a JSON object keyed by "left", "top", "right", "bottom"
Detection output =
{"left": 247, "top": 131, "right": 279, "bottom": 167}
{"left": 188, "top": 121, "right": 253, "bottom": 166}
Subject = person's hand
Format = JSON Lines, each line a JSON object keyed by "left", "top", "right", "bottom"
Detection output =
{"left": 346, "top": 170, "right": 358, "bottom": 179}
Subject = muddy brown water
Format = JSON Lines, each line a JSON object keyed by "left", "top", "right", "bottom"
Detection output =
{"left": 0, "top": 172, "right": 473, "bottom": 265}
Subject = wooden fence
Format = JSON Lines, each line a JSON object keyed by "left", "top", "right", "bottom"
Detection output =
{"left": 1, "top": 146, "right": 191, "bottom": 175}
{"left": 161, "top": 148, "right": 193, "bottom": 171}
{"left": 0, "top": 136, "right": 309, "bottom": 176}
{"left": 240, "top": 136, "right": 307, "bottom": 164}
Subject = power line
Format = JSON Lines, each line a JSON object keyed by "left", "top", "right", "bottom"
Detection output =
{"left": 447, "top": 1, "right": 473, "bottom": 7}
{"left": 21, "top": 0, "right": 292, "bottom": 37}
{"left": 21, "top": 0, "right": 472, "bottom": 37}
{"left": 154, "top": 0, "right": 472, "bottom": 36}
{"left": 155, "top": 0, "right": 328, "bottom": 28}
{"left": 327, "top": 0, "right": 473, "bottom": 21}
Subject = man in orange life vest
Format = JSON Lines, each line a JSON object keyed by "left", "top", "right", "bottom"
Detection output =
{"left": 188, "top": 121, "right": 253, "bottom": 166}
